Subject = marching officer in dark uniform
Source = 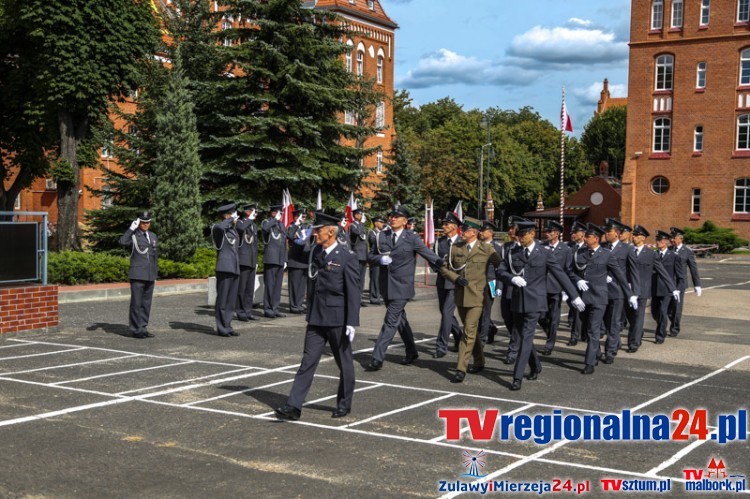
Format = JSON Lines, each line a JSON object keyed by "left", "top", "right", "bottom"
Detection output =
{"left": 567, "top": 224, "right": 635, "bottom": 373}
{"left": 651, "top": 230, "right": 685, "bottom": 344}
{"left": 500, "top": 220, "right": 584, "bottom": 390}
{"left": 432, "top": 211, "right": 464, "bottom": 358}
{"left": 365, "top": 205, "right": 443, "bottom": 371}
{"left": 262, "top": 204, "right": 288, "bottom": 318}
{"left": 566, "top": 221, "right": 587, "bottom": 345}
{"left": 668, "top": 227, "right": 702, "bottom": 336}
{"left": 119, "top": 211, "right": 158, "bottom": 338}
{"left": 626, "top": 225, "right": 678, "bottom": 352}
{"left": 286, "top": 208, "right": 309, "bottom": 314}
{"left": 213, "top": 203, "right": 241, "bottom": 337}
{"left": 349, "top": 208, "right": 369, "bottom": 304}
{"left": 478, "top": 220, "right": 502, "bottom": 345}
{"left": 601, "top": 219, "right": 640, "bottom": 363}
{"left": 539, "top": 220, "right": 572, "bottom": 356}
{"left": 236, "top": 204, "right": 259, "bottom": 322}
{"left": 501, "top": 216, "right": 523, "bottom": 364}
{"left": 275, "top": 211, "right": 361, "bottom": 421}
{"left": 367, "top": 216, "right": 386, "bottom": 305}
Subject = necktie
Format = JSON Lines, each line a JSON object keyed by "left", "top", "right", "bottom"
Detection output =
{"left": 589, "top": 249, "right": 595, "bottom": 257}
{"left": 525, "top": 248, "right": 530, "bottom": 258}
{"left": 392, "top": 233, "right": 397, "bottom": 245}
{"left": 660, "top": 251, "right": 664, "bottom": 260}
{"left": 145, "top": 232, "right": 150, "bottom": 244}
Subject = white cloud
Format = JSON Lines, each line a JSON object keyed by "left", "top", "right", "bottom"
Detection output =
{"left": 567, "top": 18, "right": 592, "bottom": 27}
{"left": 573, "top": 80, "right": 628, "bottom": 105}
{"left": 507, "top": 25, "right": 628, "bottom": 65}
{"left": 397, "top": 48, "right": 538, "bottom": 89}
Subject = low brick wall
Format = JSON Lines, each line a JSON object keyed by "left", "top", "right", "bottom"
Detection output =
{"left": 0, "top": 284, "right": 59, "bottom": 334}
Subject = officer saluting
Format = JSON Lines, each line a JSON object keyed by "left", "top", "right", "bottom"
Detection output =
{"left": 275, "top": 211, "right": 361, "bottom": 421}
{"left": 119, "top": 211, "right": 158, "bottom": 338}
{"left": 367, "top": 216, "right": 386, "bottom": 305}
{"left": 349, "top": 209, "right": 369, "bottom": 304}
{"left": 236, "top": 204, "right": 259, "bottom": 321}
{"left": 286, "top": 208, "right": 309, "bottom": 314}
{"left": 213, "top": 203, "right": 241, "bottom": 337}
{"left": 262, "top": 204, "right": 288, "bottom": 318}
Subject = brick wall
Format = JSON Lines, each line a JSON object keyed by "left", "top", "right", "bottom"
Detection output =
{"left": 0, "top": 285, "right": 59, "bottom": 334}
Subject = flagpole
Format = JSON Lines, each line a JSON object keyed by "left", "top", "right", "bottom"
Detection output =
{"left": 560, "top": 87, "right": 566, "bottom": 228}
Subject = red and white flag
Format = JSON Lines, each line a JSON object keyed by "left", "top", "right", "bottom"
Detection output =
{"left": 282, "top": 189, "right": 295, "bottom": 227}
{"left": 453, "top": 200, "right": 463, "bottom": 221}
{"left": 561, "top": 94, "right": 574, "bottom": 133}
{"left": 424, "top": 198, "right": 435, "bottom": 246}
{"left": 345, "top": 192, "right": 357, "bottom": 229}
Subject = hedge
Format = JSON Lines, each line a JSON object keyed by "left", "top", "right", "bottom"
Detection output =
{"left": 683, "top": 221, "right": 749, "bottom": 254}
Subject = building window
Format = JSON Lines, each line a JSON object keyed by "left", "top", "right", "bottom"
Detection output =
{"left": 376, "top": 56, "right": 383, "bottom": 84}
{"left": 356, "top": 49, "right": 364, "bottom": 77}
{"left": 101, "top": 141, "right": 113, "bottom": 158}
{"left": 736, "top": 178, "right": 750, "bottom": 212}
{"left": 671, "top": 0, "right": 683, "bottom": 28}
{"left": 739, "top": 0, "right": 750, "bottom": 22}
{"left": 101, "top": 184, "right": 113, "bottom": 209}
{"left": 344, "top": 110, "right": 355, "bottom": 125}
{"left": 375, "top": 101, "right": 385, "bottom": 128}
{"left": 653, "top": 117, "right": 671, "bottom": 152}
{"left": 376, "top": 150, "right": 383, "bottom": 174}
{"left": 651, "top": 0, "right": 664, "bottom": 30}
{"left": 651, "top": 176, "right": 670, "bottom": 195}
{"left": 345, "top": 51, "right": 352, "bottom": 72}
{"left": 13, "top": 194, "right": 21, "bottom": 210}
{"left": 368, "top": 0, "right": 375, "bottom": 10}
{"left": 738, "top": 114, "right": 750, "bottom": 149}
{"left": 741, "top": 49, "right": 750, "bottom": 85}
{"left": 696, "top": 62, "right": 707, "bottom": 88}
{"left": 701, "top": 0, "right": 711, "bottom": 25}
{"left": 222, "top": 20, "right": 231, "bottom": 47}
{"left": 694, "top": 125, "right": 704, "bottom": 152}
{"left": 692, "top": 188, "right": 701, "bottom": 214}
{"left": 655, "top": 54, "right": 673, "bottom": 90}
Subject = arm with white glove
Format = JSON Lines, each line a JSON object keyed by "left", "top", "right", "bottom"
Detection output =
{"left": 561, "top": 291, "right": 568, "bottom": 302}
{"left": 672, "top": 290, "right": 681, "bottom": 303}
{"left": 129, "top": 219, "right": 140, "bottom": 231}
{"left": 571, "top": 296, "right": 586, "bottom": 312}
{"left": 511, "top": 276, "right": 527, "bottom": 287}
{"left": 628, "top": 295, "right": 639, "bottom": 310}
{"left": 379, "top": 255, "right": 392, "bottom": 266}
{"left": 577, "top": 280, "right": 589, "bottom": 292}
{"left": 606, "top": 275, "right": 613, "bottom": 284}
{"left": 694, "top": 286, "right": 702, "bottom": 297}
{"left": 345, "top": 326, "right": 356, "bottom": 342}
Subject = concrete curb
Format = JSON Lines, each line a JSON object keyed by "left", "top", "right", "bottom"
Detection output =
{"left": 59, "top": 281, "right": 208, "bottom": 304}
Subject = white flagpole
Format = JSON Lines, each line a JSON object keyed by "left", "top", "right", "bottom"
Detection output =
{"left": 560, "top": 87, "right": 566, "bottom": 228}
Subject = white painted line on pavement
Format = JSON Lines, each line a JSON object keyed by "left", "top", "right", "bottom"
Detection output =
{"left": 183, "top": 378, "right": 295, "bottom": 406}
{"left": 255, "top": 384, "right": 384, "bottom": 418}
{"left": 50, "top": 361, "right": 195, "bottom": 385}
{"left": 645, "top": 430, "right": 717, "bottom": 476}
{"left": 0, "top": 347, "right": 86, "bottom": 362}
{"left": 115, "top": 366, "right": 260, "bottom": 395}
{"left": 345, "top": 393, "right": 455, "bottom": 428}
{"left": 0, "top": 354, "right": 140, "bottom": 376}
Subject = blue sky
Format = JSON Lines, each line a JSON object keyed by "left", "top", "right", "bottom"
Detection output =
{"left": 383, "top": 0, "right": 631, "bottom": 134}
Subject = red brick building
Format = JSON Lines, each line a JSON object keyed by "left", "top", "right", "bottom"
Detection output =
{"left": 623, "top": 0, "right": 750, "bottom": 240}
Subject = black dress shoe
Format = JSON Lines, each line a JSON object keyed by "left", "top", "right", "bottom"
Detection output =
{"left": 510, "top": 379, "right": 522, "bottom": 391}
{"left": 668, "top": 332, "right": 678, "bottom": 337}
{"left": 467, "top": 365, "right": 484, "bottom": 374}
{"left": 527, "top": 370, "right": 540, "bottom": 381}
{"left": 275, "top": 312, "right": 287, "bottom": 318}
{"left": 602, "top": 356, "right": 614, "bottom": 364}
{"left": 365, "top": 360, "right": 383, "bottom": 371}
{"left": 581, "top": 364, "right": 595, "bottom": 375}
{"left": 132, "top": 332, "right": 147, "bottom": 339}
{"left": 248, "top": 315, "right": 259, "bottom": 321}
{"left": 432, "top": 351, "right": 446, "bottom": 359}
{"left": 567, "top": 339, "right": 578, "bottom": 346}
{"left": 332, "top": 408, "right": 350, "bottom": 418}
{"left": 274, "top": 405, "right": 301, "bottom": 421}
{"left": 236, "top": 316, "right": 250, "bottom": 322}
{"left": 264, "top": 312, "right": 276, "bottom": 318}
{"left": 450, "top": 371, "right": 466, "bottom": 383}
{"left": 655, "top": 338, "right": 664, "bottom": 344}
{"left": 400, "top": 353, "right": 419, "bottom": 365}
{"left": 229, "top": 330, "right": 240, "bottom": 337}
{"left": 626, "top": 347, "right": 639, "bottom": 353}
{"left": 503, "top": 357, "right": 516, "bottom": 365}
{"left": 290, "top": 309, "right": 304, "bottom": 315}
{"left": 540, "top": 348, "right": 552, "bottom": 356}
{"left": 217, "top": 332, "right": 232, "bottom": 337}
{"left": 370, "top": 301, "right": 383, "bottom": 306}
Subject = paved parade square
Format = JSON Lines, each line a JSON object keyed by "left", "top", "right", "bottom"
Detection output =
{"left": 1, "top": 259, "right": 749, "bottom": 498}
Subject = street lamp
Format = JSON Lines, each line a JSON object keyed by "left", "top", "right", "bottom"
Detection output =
{"left": 478, "top": 115, "right": 492, "bottom": 218}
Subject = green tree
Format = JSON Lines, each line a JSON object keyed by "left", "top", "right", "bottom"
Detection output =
{"left": 580, "top": 106, "right": 627, "bottom": 178}
{"left": 369, "top": 130, "right": 420, "bottom": 214}
{"left": 12, "top": 0, "right": 159, "bottom": 249}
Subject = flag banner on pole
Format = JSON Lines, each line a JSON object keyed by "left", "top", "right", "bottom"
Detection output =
{"left": 562, "top": 98, "right": 573, "bottom": 133}
{"left": 453, "top": 200, "right": 463, "bottom": 221}
{"left": 316, "top": 189, "right": 322, "bottom": 210}
{"left": 424, "top": 198, "right": 435, "bottom": 246}
{"left": 282, "top": 189, "right": 295, "bottom": 227}
{"left": 345, "top": 192, "right": 357, "bottom": 229}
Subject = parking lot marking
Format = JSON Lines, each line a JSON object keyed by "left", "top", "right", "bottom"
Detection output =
{"left": 255, "top": 384, "right": 384, "bottom": 418}
{"left": 0, "top": 398, "right": 135, "bottom": 428}
{"left": 0, "top": 354, "right": 140, "bottom": 376}
{"left": 645, "top": 429, "right": 717, "bottom": 477}
{"left": 182, "top": 378, "right": 296, "bottom": 406}
{"left": 0, "top": 347, "right": 86, "bottom": 362}
{"left": 50, "top": 360, "right": 195, "bottom": 385}
{"left": 345, "top": 393, "right": 455, "bottom": 428}
{"left": 115, "top": 367, "right": 261, "bottom": 395}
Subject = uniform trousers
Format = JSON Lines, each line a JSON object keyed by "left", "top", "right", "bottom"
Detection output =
{"left": 369, "top": 265, "right": 382, "bottom": 304}
{"left": 501, "top": 296, "right": 519, "bottom": 359}
{"left": 287, "top": 326, "right": 354, "bottom": 412}
{"left": 512, "top": 311, "right": 544, "bottom": 381}
{"left": 542, "top": 293, "right": 562, "bottom": 350}
{"left": 215, "top": 271, "right": 239, "bottom": 334}
{"left": 478, "top": 293, "right": 496, "bottom": 345}
{"left": 436, "top": 287, "right": 462, "bottom": 354}
{"left": 667, "top": 289, "right": 686, "bottom": 335}
{"left": 358, "top": 261, "right": 367, "bottom": 295}
{"left": 651, "top": 295, "right": 672, "bottom": 342}
{"left": 626, "top": 297, "right": 648, "bottom": 349}
{"left": 569, "top": 304, "right": 582, "bottom": 341}
{"left": 582, "top": 304, "right": 606, "bottom": 366}
{"left": 128, "top": 279, "right": 155, "bottom": 334}
{"left": 372, "top": 299, "right": 418, "bottom": 363}
{"left": 456, "top": 306, "right": 484, "bottom": 373}
{"left": 263, "top": 264, "right": 284, "bottom": 315}
{"left": 236, "top": 265, "right": 256, "bottom": 320}
{"left": 603, "top": 298, "right": 625, "bottom": 357}
{"left": 287, "top": 267, "right": 307, "bottom": 312}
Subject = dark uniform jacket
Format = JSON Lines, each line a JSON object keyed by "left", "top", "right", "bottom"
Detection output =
{"left": 606, "top": 241, "right": 641, "bottom": 299}
{"left": 567, "top": 245, "right": 631, "bottom": 306}
{"left": 631, "top": 246, "right": 676, "bottom": 298}
{"left": 367, "top": 229, "right": 382, "bottom": 262}
{"left": 119, "top": 228, "right": 158, "bottom": 281}
{"left": 261, "top": 217, "right": 288, "bottom": 266}
{"left": 349, "top": 220, "right": 368, "bottom": 261}
{"left": 307, "top": 243, "right": 360, "bottom": 328}
{"left": 671, "top": 245, "right": 701, "bottom": 290}
{"left": 213, "top": 218, "right": 240, "bottom": 275}
{"left": 236, "top": 218, "right": 258, "bottom": 268}
{"left": 336, "top": 226, "right": 350, "bottom": 250}
{"left": 434, "top": 235, "right": 459, "bottom": 290}
{"left": 366, "top": 228, "right": 442, "bottom": 301}
{"left": 286, "top": 223, "right": 310, "bottom": 269}
{"left": 653, "top": 249, "right": 685, "bottom": 296}
{"left": 542, "top": 241, "right": 572, "bottom": 294}
{"left": 439, "top": 240, "right": 502, "bottom": 308}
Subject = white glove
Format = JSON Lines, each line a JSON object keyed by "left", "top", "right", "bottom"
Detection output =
{"left": 346, "top": 326, "right": 355, "bottom": 342}
{"left": 606, "top": 276, "right": 613, "bottom": 284}
{"left": 129, "top": 219, "right": 139, "bottom": 231}
{"left": 577, "top": 280, "right": 589, "bottom": 292}
{"left": 629, "top": 296, "right": 639, "bottom": 310}
{"left": 231, "top": 211, "right": 239, "bottom": 222}
{"left": 248, "top": 210, "right": 257, "bottom": 220}
{"left": 340, "top": 219, "right": 348, "bottom": 228}
{"left": 511, "top": 276, "right": 527, "bottom": 287}
{"left": 284, "top": 262, "right": 287, "bottom": 270}
{"left": 275, "top": 211, "right": 282, "bottom": 221}
{"left": 361, "top": 213, "right": 366, "bottom": 223}
{"left": 695, "top": 286, "right": 702, "bottom": 297}
{"left": 561, "top": 291, "right": 569, "bottom": 302}
{"left": 572, "top": 297, "right": 585, "bottom": 312}
{"left": 495, "top": 288, "right": 502, "bottom": 298}
{"left": 295, "top": 215, "right": 304, "bottom": 225}
{"left": 380, "top": 255, "right": 392, "bottom": 265}
{"left": 672, "top": 290, "right": 681, "bottom": 302}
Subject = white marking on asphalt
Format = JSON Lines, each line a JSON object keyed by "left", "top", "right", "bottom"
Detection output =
{"left": 429, "top": 403, "right": 535, "bottom": 442}
{"left": 255, "top": 384, "right": 383, "bottom": 418}
{"left": 183, "top": 378, "right": 296, "bottom": 406}
{"left": 115, "top": 367, "right": 261, "bottom": 395}
{"left": 0, "top": 347, "right": 86, "bottom": 362}
{"left": 0, "top": 343, "right": 36, "bottom": 350}
{"left": 0, "top": 398, "right": 135, "bottom": 428}
{"left": 345, "top": 393, "right": 455, "bottom": 428}
{"left": 645, "top": 430, "right": 717, "bottom": 476}
{"left": 50, "top": 361, "right": 195, "bottom": 385}
{"left": 0, "top": 354, "right": 140, "bottom": 376}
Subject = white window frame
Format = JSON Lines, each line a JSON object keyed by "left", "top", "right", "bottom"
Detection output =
{"left": 344, "top": 110, "right": 355, "bottom": 125}
{"left": 741, "top": 49, "right": 750, "bottom": 86}
{"left": 737, "top": 114, "right": 750, "bottom": 150}
{"left": 700, "top": 0, "right": 711, "bottom": 25}
{"left": 655, "top": 54, "right": 674, "bottom": 90}
{"left": 376, "top": 56, "right": 383, "bottom": 84}
{"left": 101, "top": 142, "right": 113, "bottom": 158}
{"left": 101, "top": 184, "right": 113, "bottom": 209}
{"left": 368, "top": 0, "right": 375, "bottom": 10}
{"left": 651, "top": 0, "right": 664, "bottom": 30}
{"left": 696, "top": 62, "right": 707, "bottom": 88}
{"left": 375, "top": 101, "right": 385, "bottom": 128}
{"left": 356, "top": 49, "right": 364, "bottom": 77}
{"left": 694, "top": 125, "right": 704, "bottom": 152}
{"left": 376, "top": 150, "right": 383, "bottom": 174}
{"left": 671, "top": 0, "right": 683, "bottom": 28}
{"left": 345, "top": 40, "right": 353, "bottom": 72}
{"left": 692, "top": 188, "right": 701, "bottom": 214}
{"left": 735, "top": 178, "right": 750, "bottom": 213}
{"left": 739, "top": 0, "right": 750, "bottom": 23}
{"left": 653, "top": 117, "right": 671, "bottom": 153}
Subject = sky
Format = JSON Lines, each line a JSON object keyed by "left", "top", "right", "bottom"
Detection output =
{"left": 382, "top": 0, "right": 632, "bottom": 134}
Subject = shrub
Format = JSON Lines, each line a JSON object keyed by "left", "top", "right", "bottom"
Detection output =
{"left": 683, "top": 221, "right": 749, "bottom": 254}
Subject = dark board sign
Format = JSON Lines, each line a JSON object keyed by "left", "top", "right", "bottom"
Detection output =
{"left": 0, "top": 223, "right": 38, "bottom": 282}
